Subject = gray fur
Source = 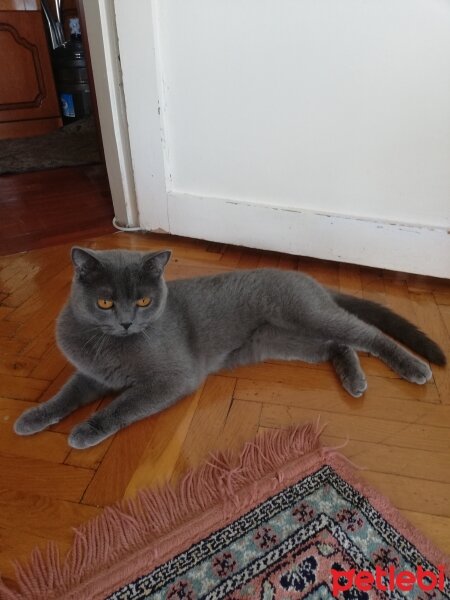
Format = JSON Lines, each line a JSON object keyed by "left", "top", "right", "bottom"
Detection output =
{"left": 14, "top": 248, "right": 444, "bottom": 449}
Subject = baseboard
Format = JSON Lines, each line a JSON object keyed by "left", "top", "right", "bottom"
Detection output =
{"left": 164, "top": 191, "right": 450, "bottom": 278}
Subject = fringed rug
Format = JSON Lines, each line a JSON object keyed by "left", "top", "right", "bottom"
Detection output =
{"left": 0, "top": 424, "right": 449, "bottom": 600}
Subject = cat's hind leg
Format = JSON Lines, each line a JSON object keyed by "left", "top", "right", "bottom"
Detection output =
{"left": 223, "top": 324, "right": 331, "bottom": 370}
{"left": 324, "top": 310, "right": 432, "bottom": 384}
{"left": 224, "top": 325, "right": 367, "bottom": 397}
{"left": 14, "top": 372, "right": 110, "bottom": 435}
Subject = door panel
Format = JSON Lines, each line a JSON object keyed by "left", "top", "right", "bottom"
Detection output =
{"left": 115, "top": 0, "right": 450, "bottom": 277}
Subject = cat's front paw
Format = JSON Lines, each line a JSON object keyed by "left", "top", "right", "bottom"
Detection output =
{"left": 68, "top": 421, "right": 110, "bottom": 449}
{"left": 14, "top": 406, "right": 58, "bottom": 435}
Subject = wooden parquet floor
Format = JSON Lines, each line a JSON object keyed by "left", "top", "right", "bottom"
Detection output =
{"left": 0, "top": 231, "right": 449, "bottom": 583}
{"left": 0, "top": 165, "right": 114, "bottom": 256}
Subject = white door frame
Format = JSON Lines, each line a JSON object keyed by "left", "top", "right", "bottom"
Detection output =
{"left": 113, "top": 0, "right": 169, "bottom": 231}
{"left": 81, "top": 0, "right": 139, "bottom": 227}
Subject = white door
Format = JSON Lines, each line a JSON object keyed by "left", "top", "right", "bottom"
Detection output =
{"left": 114, "top": 0, "right": 450, "bottom": 278}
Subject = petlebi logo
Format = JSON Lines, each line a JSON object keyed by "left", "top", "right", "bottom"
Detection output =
{"left": 331, "top": 565, "right": 446, "bottom": 597}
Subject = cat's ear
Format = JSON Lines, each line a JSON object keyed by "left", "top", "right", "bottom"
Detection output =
{"left": 141, "top": 250, "right": 171, "bottom": 278}
{"left": 71, "top": 247, "right": 103, "bottom": 281}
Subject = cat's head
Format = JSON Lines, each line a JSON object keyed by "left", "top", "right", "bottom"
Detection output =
{"left": 69, "top": 247, "right": 171, "bottom": 336}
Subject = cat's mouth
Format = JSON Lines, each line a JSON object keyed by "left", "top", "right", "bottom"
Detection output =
{"left": 115, "top": 328, "right": 144, "bottom": 337}
{"left": 104, "top": 328, "right": 134, "bottom": 337}
{"left": 116, "top": 329, "right": 135, "bottom": 337}
{"left": 103, "top": 326, "right": 143, "bottom": 337}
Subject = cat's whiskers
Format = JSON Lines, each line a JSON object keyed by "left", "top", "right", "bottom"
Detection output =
{"left": 88, "top": 333, "right": 101, "bottom": 356}
{"left": 140, "top": 329, "right": 152, "bottom": 349}
{"left": 91, "top": 333, "right": 107, "bottom": 363}
{"left": 96, "top": 334, "right": 109, "bottom": 363}
{"left": 80, "top": 331, "right": 101, "bottom": 352}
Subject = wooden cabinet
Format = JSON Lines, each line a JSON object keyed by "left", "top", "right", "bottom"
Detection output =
{"left": 0, "top": 1, "right": 62, "bottom": 139}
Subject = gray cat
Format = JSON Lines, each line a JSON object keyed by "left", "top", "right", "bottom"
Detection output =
{"left": 14, "top": 248, "right": 446, "bottom": 449}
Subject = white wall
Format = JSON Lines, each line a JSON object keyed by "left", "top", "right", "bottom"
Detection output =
{"left": 159, "top": 0, "right": 450, "bottom": 229}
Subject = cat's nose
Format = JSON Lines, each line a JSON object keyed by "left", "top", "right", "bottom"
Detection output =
{"left": 120, "top": 322, "right": 133, "bottom": 330}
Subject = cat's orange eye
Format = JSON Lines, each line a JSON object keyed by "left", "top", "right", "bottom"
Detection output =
{"left": 97, "top": 298, "right": 114, "bottom": 310}
{"left": 136, "top": 297, "right": 152, "bottom": 308}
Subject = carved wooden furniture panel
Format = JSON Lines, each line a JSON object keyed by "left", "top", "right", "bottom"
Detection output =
{"left": 0, "top": 6, "right": 62, "bottom": 139}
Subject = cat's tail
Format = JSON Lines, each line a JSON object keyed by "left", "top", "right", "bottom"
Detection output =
{"left": 331, "top": 291, "right": 446, "bottom": 366}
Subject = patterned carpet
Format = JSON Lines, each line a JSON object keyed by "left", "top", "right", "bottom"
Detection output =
{"left": 109, "top": 465, "right": 449, "bottom": 600}
{"left": 0, "top": 117, "right": 101, "bottom": 175}
{"left": 0, "top": 425, "right": 448, "bottom": 600}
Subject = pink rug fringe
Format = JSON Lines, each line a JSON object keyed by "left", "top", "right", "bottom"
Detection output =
{"left": 0, "top": 422, "right": 323, "bottom": 600}
{"left": 0, "top": 421, "right": 448, "bottom": 599}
